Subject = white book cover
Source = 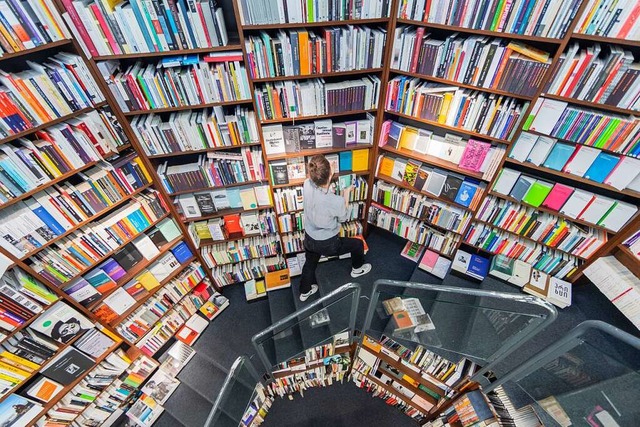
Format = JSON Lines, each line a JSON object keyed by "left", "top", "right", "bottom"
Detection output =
{"left": 605, "top": 156, "right": 640, "bottom": 190}
{"left": 578, "top": 195, "right": 616, "bottom": 224}
{"left": 598, "top": 201, "right": 638, "bottom": 232}
{"left": 547, "top": 277, "right": 572, "bottom": 308}
{"left": 529, "top": 99, "right": 568, "bottom": 135}
{"left": 563, "top": 145, "right": 600, "bottom": 177}
{"left": 425, "top": 171, "right": 446, "bottom": 196}
{"left": 103, "top": 288, "right": 136, "bottom": 315}
{"left": 525, "top": 136, "right": 556, "bottom": 165}
{"left": 559, "top": 189, "right": 594, "bottom": 219}
{"left": 509, "top": 132, "right": 538, "bottom": 162}
{"left": 508, "top": 260, "right": 532, "bottom": 288}
{"left": 492, "top": 169, "right": 521, "bottom": 195}
{"left": 132, "top": 235, "right": 161, "bottom": 260}
{"left": 314, "top": 119, "right": 333, "bottom": 148}
{"left": 262, "top": 124, "right": 286, "bottom": 156}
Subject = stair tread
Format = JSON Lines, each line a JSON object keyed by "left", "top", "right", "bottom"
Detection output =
{"left": 162, "top": 383, "right": 214, "bottom": 427}
{"left": 177, "top": 353, "right": 229, "bottom": 403}
{"left": 267, "top": 287, "right": 305, "bottom": 366}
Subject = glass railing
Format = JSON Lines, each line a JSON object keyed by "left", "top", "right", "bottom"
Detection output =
{"left": 489, "top": 320, "right": 640, "bottom": 426}
{"left": 251, "top": 283, "right": 361, "bottom": 374}
{"left": 362, "top": 279, "right": 558, "bottom": 386}
{"left": 204, "top": 356, "right": 264, "bottom": 427}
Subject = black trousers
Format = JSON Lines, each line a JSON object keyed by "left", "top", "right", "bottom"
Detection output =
{"left": 300, "top": 233, "right": 365, "bottom": 294}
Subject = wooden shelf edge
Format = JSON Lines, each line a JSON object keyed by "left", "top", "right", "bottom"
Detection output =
{"left": 93, "top": 43, "right": 244, "bottom": 60}
{"left": 252, "top": 68, "right": 384, "bottom": 82}
{"left": 146, "top": 143, "right": 262, "bottom": 159}
{"left": 122, "top": 99, "right": 253, "bottom": 116}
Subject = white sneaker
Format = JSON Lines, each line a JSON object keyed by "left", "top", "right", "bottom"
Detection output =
{"left": 351, "top": 263, "right": 372, "bottom": 278}
{"left": 300, "top": 284, "right": 318, "bottom": 302}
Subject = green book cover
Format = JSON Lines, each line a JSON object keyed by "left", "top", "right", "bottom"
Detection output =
{"left": 490, "top": 0, "right": 506, "bottom": 31}
{"left": 419, "top": 384, "right": 442, "bottom": 400}
{"left": 522, "top": 181, "right": 553, "bottom": 207}
{"left": 594, "top": 119, "right": 620, "bottom": 148}
{"left": 383, "top": 190, "right": 391, "bottom": 207}
{"left": 135, "top": 75, "right": 156, "bottom": 109}
{"left": 490, "top": 255, "right": 515, "bottom": 277}
{"left": 157, "top": 218, "right": 181, "bottom": 241}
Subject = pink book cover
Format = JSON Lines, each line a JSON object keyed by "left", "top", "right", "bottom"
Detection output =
{"left": 419, "top": 250, "right": 439, "bottom": 271}
{"left": 459, "top": 139, "right": 491, "bottom": 172}
{"left": 541, "top": 183, "right": 574, "bottom": 211}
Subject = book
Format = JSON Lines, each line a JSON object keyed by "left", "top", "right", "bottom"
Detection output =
{"left": 547, "top": 278, "right": 572, "bottom": 308}
{"left": 141, "top": 370, "right": 180, "bottom": 405}
{"left": 30, "top": 302, "right": 92, "bottom": 344}
{"left": 400, "top": 242, "right": 424, "bottom": 262}
{"left": 40, "top": 347, "right": 94, "bottom": 385}
{"left": 0, "top": 394, "right": 42, "bottom": 426}
{"left": 25, "top": 377, "right": 63, "bottom": 403}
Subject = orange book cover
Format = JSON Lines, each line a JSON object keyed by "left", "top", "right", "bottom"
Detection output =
{"left": 298, "top": 30, "right": 310, "bottom": 75}
{"left": 223, "top": 213, "right": 244, "bottom": 237}
{"left": 265, "top": 269, "right": 291, "bottom": 291}
{"left": 392, "top": 310, "right": 414, "bottom": 331}
{"left": 490, "top": 48, "right": 513, "bottom": 88}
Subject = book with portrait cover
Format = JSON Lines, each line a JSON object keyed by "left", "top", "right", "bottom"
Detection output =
{"left": 30, "top": 302, "right": 93, "bottom": 344}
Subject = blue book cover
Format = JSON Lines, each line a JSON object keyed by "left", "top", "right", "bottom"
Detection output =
{"left": 387, "top": 122, "right": 404, "bottom": 148}
{"left": 583, "top": 152, "right": 621, "bottom": 183}
{"left": 468, "top": 254, "right": 490, "bottom": 279}
{"left": 28, "top": 203, "right": 65, "bottom": 235}
{"left": 339, "top": 151, "right": 352, "bottom": 171}
{"left": 454, "top": 181, "right": 478, "bottom": 207}
{"left": 542, "top": 142, "right": 575, "bottom": 171}
{"left": 226, "top": 189, "right": 242, "bottom": 208}
{"left": 171, "top": 242, "right": 193, "bottom": 263}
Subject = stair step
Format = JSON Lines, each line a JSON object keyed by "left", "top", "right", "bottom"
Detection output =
{"left": 291, "top": 282, "right": 335, "bottom": 350}
{"left": 152, "top": 411, "right": 186, "bottom": 427}
{"left": 162, "top": 383, "right": 214, "bottom": 427}
{"left": 177, "top": 353, "right": 229, "bottom": 403}
{"left": 267, "top": 287, "right": 305, "bottom": 366}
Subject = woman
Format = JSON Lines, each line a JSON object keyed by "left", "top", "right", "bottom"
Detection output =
{"left": 300, "top": 155, "right": 371, "bottom": 301}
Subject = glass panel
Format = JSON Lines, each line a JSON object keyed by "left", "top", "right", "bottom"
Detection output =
{"left": 253, "top": 291, "right": 356, "bottom": 370}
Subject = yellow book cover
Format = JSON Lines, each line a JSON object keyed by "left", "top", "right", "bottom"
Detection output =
{"left": 0, "top": 351, "right": 40, "bottom": 371}
{"left": 378, "top": 156, "right": 395, "bottom": 176}
{"left": 352, "top": 149, "right": 369, "bottom": 172}
{"left": 298, "top": 30, "right": 310, "bottom": 75}
{"left": 0, "top": 360, "right": 31, "bottom": 378}
{"left": 441, "top": 363, "right": 458, "bottom": 380}
{"left": 402, "top": 374, "right": 419, "bottom": 387}
{"left": 437, "top": 93, "right": 454, "bottom": 124}
{"left": 399, "top": 127, "right": 419, "bottom": 151}
{"left": 362, "top": 336, "right": 382, "bottom": 353}
{"left": 36, "top": 150, "right": 63, "bottom": 177}
{"left": 255, "top": 279, "right": 266, "bottom": 294}
{"left": 0, "top": 371, "right": 21, "bottom": 384}
{"left": 136, "top": 271, "right": 161, "bottom": 291}
{"left": 265, "top": 269, "right": 291, "bottom": 291}
{"left": 507, "top": 42, "right": 550, "bottom": 63}
{"left": 133, "top": 158, "right": 152, "bottom": 183}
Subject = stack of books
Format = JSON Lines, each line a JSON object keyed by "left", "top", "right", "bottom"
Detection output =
{"left": 132, "top": 106, "right": 260, "bottom": 156}
{"left": 492, "top": 168, "right": 638, "bottom": 232}
{"left": 525, "top": 98, "right": 640, "bottom": 156}
{"left": 157, "top": 147, "right": 265, "bottom": 194}
{"left": 63, "top": 0, "right": 230, "bottom": 56}
{"left": 254, "top": 77, "right": 381, "bottom": 120}
{"left": 99, "top": 58, "right": 251, "bottom": 113}
{"left": 386, "top": 78, "right": 528, "bottom": 141}
{"left": 392, "top": 31, "right": 551, "bottom": 97}
{"left": 237, "top": 0, "right": 391, "bottom": 25}
{"left": 245, "top": 27, "right": 387, "bottom": 78}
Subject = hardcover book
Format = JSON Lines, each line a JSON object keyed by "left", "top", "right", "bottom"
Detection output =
{"left": 41, "top": 347, "right": 94, "bottom": 385}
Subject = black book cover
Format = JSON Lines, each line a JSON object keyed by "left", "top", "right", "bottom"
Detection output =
{"left": 298, "top": 124, "right": 315, "bottom": 150}
{"left": 332, "top": 124, "right": 346, "bottom": 148}
{"left": 413, "top": 167, "right": 430, "bottom": 191}
{"left": 270, "top": 162, "right": 289, "bottom": 185}
{"left": 112, "top": 243, "right": 144, "bottom": 271}
{"left": 283, "top": 126, "right": 301, "bottom": 153}
{"left": 194, "top": 192, "right": 216, "bottom": 215}
{"left": 441, "top": 175, "right": 463, "bottom": 202}
{"left": 41, "top": 347, "right": 94, "bottom": 385}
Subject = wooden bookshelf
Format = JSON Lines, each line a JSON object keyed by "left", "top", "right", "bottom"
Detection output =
{"left": 0, "top": 102, "right": 108, "bottom": 146}
{"left": 357, "top": 370, "right": 433, "bottom": 413}
{"left": 395, "top": 19, "right": 564, "bottom": 44}
{"left": 184, "top": 205, "right": 274, "bottom": 224}
{"left": 379, "top": 145, "right": 487, "bottom": 181}
{"left": 614, "top": 245, "right": 640, "bottom": 279}
{"left": 109, "top": 255, "right": 197, "bottom": 326}
{"left": 504, "top": 158, "right": 640, "bottom": 199}
{"left": 260, "top": 109, "right": 378, "bottom": 124}
{"left": 0, "top": 299, "right": 59, "bottom": 349}
{"left": 385, "top": 111, "right": 513, "bottom": 145}
{"left": 197, "top": 229, "right": 279, "bottom": 247}
{"left": 122, "top": 99, "right": 254, "bottom": 116}
{"left": 19, "top": 183, "right": 152, "bottom": 261}
{"left": 570, "top": 33, "right": 640, "bottom": 48}
{"left": 390, "top": 69, "right": 536, "bottom": 101}
{"left": 252, "top": 68, "right": 384, "bottom": 83}
{"left": 542, "top": 93, "right": 639, "bottom": 116}
{"left": 266, "top": 145, "right": 372, "bottom": 161}
{"left": 271, "top": 178, "right": 306, "bottom": 189}
{"left": 86, "top": 236, "right": 185, "bottom": 311}
{"left": 0, "top": 39, "right": 73, "bottom": 62}
{"left": 241, "top": 18, "right": 390, "bottom": 30}
{"left": 146, "top": 143, "right": 262, "bottom": 159}
{"left": 166, "top": 179, "right": 268, "bottom": 196}
{"left": 92, "top": 43, "right": 244, "bottom": 60}
{"left": 370, "top": 202, "right": 465, "bottom": 235}
{"left": 375, "top": 174, "right": 474, "bottom": 211}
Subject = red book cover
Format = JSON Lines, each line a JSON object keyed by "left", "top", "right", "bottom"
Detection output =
{"left": 60, "top": 0, "right": 98, "bottom": 56}
{"left": 223, "top": 214, "right": 244, "bottom": 237}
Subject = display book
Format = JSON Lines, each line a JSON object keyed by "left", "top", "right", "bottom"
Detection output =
{"left": 267, "top": 332, "right": 353, "bottom": 397}
{"left": 61, "top": 0, "right": 230, "bottom": 57}
{"left": 240, "top": 383, "right": 274, "bottom": 427}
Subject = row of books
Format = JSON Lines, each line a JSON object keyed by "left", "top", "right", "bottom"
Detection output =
{"left": 575, "top": 0, "right": 639, "bottom": 39}
{"left": 398, "top": 0, "right": 578, "bottom": 38}
{"left": 262, "top": 115, "right": 375, "bottom": 156}
{"left": 176, "top": 184, "right": 272, "bottom": 220}
{"left": 278, "top": 211, "right": 304, "bottom": 233}
{"left": 475, "top": 195, "right": 608, "bottom": 258}
{"left": 188, "top": 210, "right": 279, "bottom": 246}
{"left": 380, "top": 120, "right": 506, "bottom": 180}
{"left": 31, "top": 199, "right": 177, "bottom": 287}
{"left": 209, "top": 257, "right": 286, "bottom": 287}
{"left": 368, "top": 205, "right": 460, "bottom": 255}
{"left": 489, "top": 254, "right": 573, "bottom": 307}
{"left": 0, "top": 53, "right": 104, "bottom": 136}
{"left": 245, "top": 27, "right": 387, "bottom": 79}
{"left": 116, "top": 262, "right": 206, "bottom": 343}
{"left": 237, "top": 0, "right": 391, "bottom": 25}
{"left": 339, "top": 220, "right": 364, "bottom": 237}
{"left": 136, "top": 282, "right": 228, "bottom": 356}
{"left": 156, "top": 148, "right": 265, "bottom": 194}
{"left": 583, "top": 256, "right": 640, "bottom": 329}
{"left": 268, "top": 355, "right": 351, "bottom": 397}
{"left": 63, "top": 0, "right": 229, "bottom": 57}
{"left": 0, "top": 0, "right": 69, "bottom": 54}
{"left": 526, "top": 98, "right": 640, "bottom": 156}
{"left": 372, "top": 181, "right": 472, "bottom": 233}
{"left": 509, "top": 131, "right": 640, "bottom": 191}
{"left": 99, "top": 58, "right": 251, "bottom": 113}
{"left": 241, "top": 383, "right": 273, "bottom": 427}
{"left": 273, "top": 175, "right": 368, "bottom": 214}
{"left": 88, "top": 242, "right": 193, "bottom": 320}
{"left": 465, "top": 226, "right": 580, "bottom": 280}
{"left": 0, "top": 156, "right": 152, "bottom": 259}
{"left": 392, "top": 29, "right": 551, "bottom": 97}
{"left": 493, "top": 168, "right": 638, "bottom": 232}
{"left": 386, "top": 78, "right": 528, "bottom": 141}
{"left": 282, "top": 230, "right": 305, "bottom": 253}
{"left": 0, "top": 268, "right": 57, "bottom": 337}
{"left": 377, "top": 155, "right": 486, "bottom": 210}
{"left": 35, "top": 343, "right": 131, "bottom": 425}
{"left": 132, "top": 106, "right": 260, "bottom": 157}
{"left": 254, "top": 77, "right": 381, "bottom": 120}
{"left": 75, "top": 355, "right": 157, "bottom": 427}
{"left": 544, "top": 43, "right": 640, "bottom": 110}
{"left": 622, "top": 228, "right": 640, "bottom": 260}
{"left": 200, "top": 235, "right": 282, "bottom": 268}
